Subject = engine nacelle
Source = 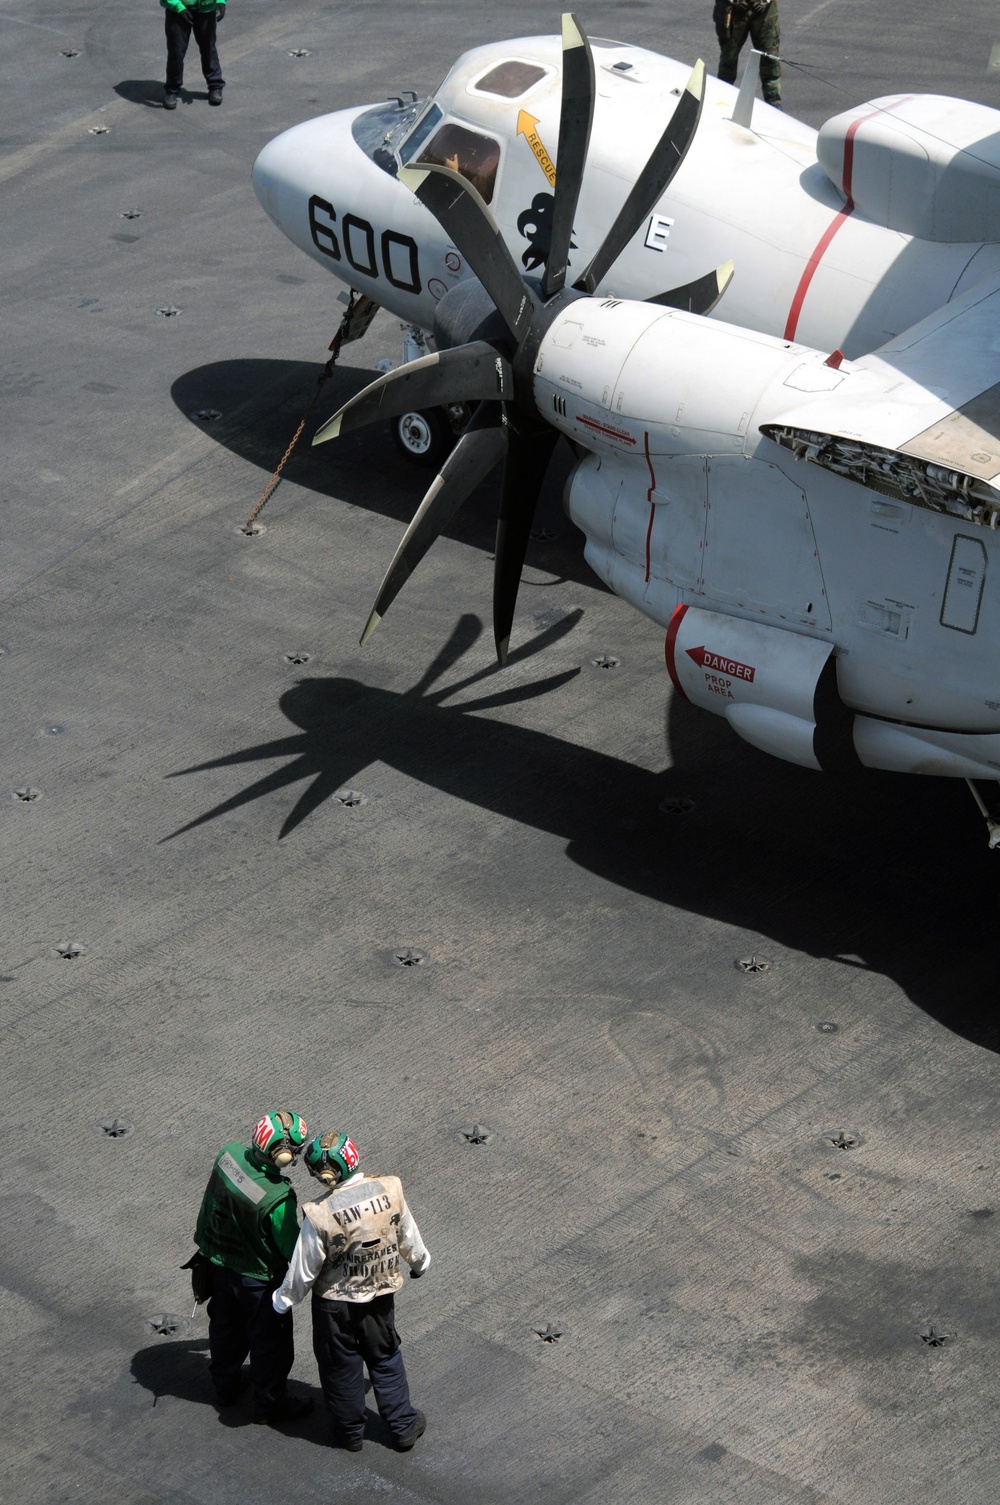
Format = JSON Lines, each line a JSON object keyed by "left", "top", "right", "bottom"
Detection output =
{"left": 665, "top": 605, "right": 1000, "bottom": 779}
{"left": 665, "top": 605, "right": 850, "bottom": 771}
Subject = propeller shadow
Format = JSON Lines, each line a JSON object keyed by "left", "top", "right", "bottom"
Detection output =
{"left": 163, "top": 612, "right": 584, "bottom": 842}
{"left": 163, "top": 615, "right": 1000, "bottom": 1053}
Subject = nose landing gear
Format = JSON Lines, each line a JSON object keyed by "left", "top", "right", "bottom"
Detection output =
{"left": 390, "top": 402, "right": 470, "bottom": 468}
{"left": 966, "top": 779, "right": 1000, "bottom": 848}
{"left": 390, "top": 406, "right": 453, "bottom": 468}
{"left": 383, "top": 324, "right": 469, "bottom": 468}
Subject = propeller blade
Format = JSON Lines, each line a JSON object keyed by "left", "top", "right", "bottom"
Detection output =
{"left": 492, "top": 422, "right": 559, "bottom": 664}
{"left": 576, "top": 59, "right": 706, "bottom": 295}
{"left": 361, "top": 404, "right": 506, "bottom": 645}
{"left": 540, "top": 13, "right": 596, "bottom": 301}
{"left": 648, "top": 260, "right": 734, "bottom": 316}
{"left": 313, "top": 342, "right": 511, "bottom": 445}
{"left": 399, "top": 163, "right": 536, "bottom": 342}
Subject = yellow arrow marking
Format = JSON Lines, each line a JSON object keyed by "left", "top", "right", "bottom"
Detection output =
{"left": 517, "top": 110, "right": 556, "bottom": 187}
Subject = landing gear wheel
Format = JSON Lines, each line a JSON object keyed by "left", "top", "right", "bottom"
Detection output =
{"left": 390, "top": 408, "right": 453, "bottom": 469}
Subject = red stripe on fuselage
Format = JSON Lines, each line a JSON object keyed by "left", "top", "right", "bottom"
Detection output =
{"left": 783, "top": 208, "right": 853, "bottom": 341}
{"left": 576, "top": 415, "right": 637, "bottom": 445}
{"left": 643, "top": 431, "right": 656, "bottom": 584}
{"left": 783, "top": 97, "right": 915, "bottom": 342}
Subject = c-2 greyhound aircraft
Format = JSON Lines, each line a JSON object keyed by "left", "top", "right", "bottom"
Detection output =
{"left": 251, "top": 15, "right": 1000, "bottom": 839}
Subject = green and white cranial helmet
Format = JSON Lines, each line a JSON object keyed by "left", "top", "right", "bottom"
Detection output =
{"left": 252, "top": 1110, "right": 308, "bottom": 1167}
{"left": 304, "top": 1131, "right": 360, "bottom": 1183}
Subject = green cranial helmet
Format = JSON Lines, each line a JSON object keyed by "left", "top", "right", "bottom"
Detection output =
{"left": 305, "top": 1131, "right": 360, "bottom": 1183}
{"left": 252, "top": 1110, "right": 308, "bottom": 1167}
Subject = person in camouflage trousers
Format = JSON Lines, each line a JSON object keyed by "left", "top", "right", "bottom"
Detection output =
{"left": 713, "top": 0, "right": 782, "bottom": 107}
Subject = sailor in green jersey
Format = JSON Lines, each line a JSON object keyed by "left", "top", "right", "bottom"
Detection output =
{"left": 161, "top": 0, "right": 227, "bottom": 110}
{"left": 192, "top": 1110, "right": 314, "bottom": 1423}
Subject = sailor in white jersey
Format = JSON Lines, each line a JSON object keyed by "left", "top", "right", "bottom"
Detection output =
{"left": 273, "top": 1130, "right": 430, "bottom": 1452}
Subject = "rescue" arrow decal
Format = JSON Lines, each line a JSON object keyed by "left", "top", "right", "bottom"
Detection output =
{"left": 517, "top": 111, "right": 557, "bottom": 187}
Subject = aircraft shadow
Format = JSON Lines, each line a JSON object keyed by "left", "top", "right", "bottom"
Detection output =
{"left": 657, "top": 688, "right": 1000, "bottom": 1052}
{"left": 169, "top": 359, "right": 601, "bottom": 592}
{"left": 163, "top": 613, "right": 1000, "bottom": 1053}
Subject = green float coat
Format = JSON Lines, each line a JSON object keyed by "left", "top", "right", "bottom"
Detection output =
{"left": 195, "top": 1142, "right": 299, "bottom": 1281}
{"left": 160, "top": 1, "right": 225, "bottom": 14}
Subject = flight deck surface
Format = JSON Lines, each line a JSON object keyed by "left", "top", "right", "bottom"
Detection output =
{"left": 2, "top": 3, "right": 999, "bottom": 1502}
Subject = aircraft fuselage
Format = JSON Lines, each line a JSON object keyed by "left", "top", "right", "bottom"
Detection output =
{"left": 252, "top": 35, "right": 1000, "bottom": 360}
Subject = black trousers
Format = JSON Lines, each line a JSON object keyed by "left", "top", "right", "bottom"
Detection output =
{"left": 207, "top": 1266, "right": 294, "bottom": 1412}
{"left": 164, "top": 11, "right": 224, "bottom": 94}
{"left": 312, "top": 1293, "right": 419, "bottom": 1444}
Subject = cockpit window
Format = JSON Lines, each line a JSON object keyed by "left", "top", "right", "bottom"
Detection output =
{"left": 416, "top": 122, "right": 501, "bottom": 204}
{"left": 353, "top": 97, "right": 426, "bottom": 177}
{"left": 473, "top": 60, "right": 548, "bottom": 99}
{"left": 398, "top": 104, "right": 443, "bottom": 166}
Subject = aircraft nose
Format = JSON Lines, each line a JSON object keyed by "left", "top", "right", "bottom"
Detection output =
{"left": 251, "top": 106, "right": 436, "bottom": 330}
{"left": 251, "top": 110, "right": 355, "bottom": 231}
{"left": 250, "top": 129, "right": 285, "bottom": 226}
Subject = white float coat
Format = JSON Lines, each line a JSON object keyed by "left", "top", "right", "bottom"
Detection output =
{"left": 272, "top": 1169, "right": 430, "bottom": 1311}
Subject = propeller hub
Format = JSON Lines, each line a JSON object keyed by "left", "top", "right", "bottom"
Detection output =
{"left": 511, "top": 284, "right": 586, "bottom": 409}
{"left": 336, "top": 20, "right": 709, "bottom": 667}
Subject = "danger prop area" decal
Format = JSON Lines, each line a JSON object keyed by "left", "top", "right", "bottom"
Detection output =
{"left": 685, "top": 644, "right": 756, "bottom": 682}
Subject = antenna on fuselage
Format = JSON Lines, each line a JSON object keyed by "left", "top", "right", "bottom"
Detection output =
{"left": 731, "top": 48, "right": 762, "bottom": 130}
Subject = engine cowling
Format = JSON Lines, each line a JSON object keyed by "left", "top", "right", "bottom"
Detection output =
{"left": 664, "top": 604, "right": 1000, "bottom": 779}
{"left": 665, "top": 604, "right": 856, "bottom": 771}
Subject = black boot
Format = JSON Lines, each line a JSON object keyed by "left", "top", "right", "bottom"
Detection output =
{"left": 394, "top": 1410, "right": 426, "bottom": 1451}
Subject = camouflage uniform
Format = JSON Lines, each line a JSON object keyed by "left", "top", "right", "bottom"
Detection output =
{"left": 713, "top": 0, "right": 781, "bottom": 106}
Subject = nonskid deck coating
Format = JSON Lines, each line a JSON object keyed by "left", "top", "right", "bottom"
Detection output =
{"left": 1, "top": 3, "right": 998, "bottom": 1502}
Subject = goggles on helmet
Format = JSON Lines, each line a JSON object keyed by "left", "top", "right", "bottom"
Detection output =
{"left": 304, "top": 1131, "right": 360, "bottom": 1183}
{"left": 252, "top": 1110, "right": 308, "bottom": 1163}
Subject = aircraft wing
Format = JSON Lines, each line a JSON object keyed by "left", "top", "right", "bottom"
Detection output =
{"left": 760, "top": 273, "right": 1000, "bottom": 511}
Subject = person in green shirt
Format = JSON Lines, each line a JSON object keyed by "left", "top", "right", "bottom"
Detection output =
{"left": 161, "top": 0, "right": 227, "bottom": 110}
{"left": 192, "top": 1110, "right": 314, "bottom": 1423}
